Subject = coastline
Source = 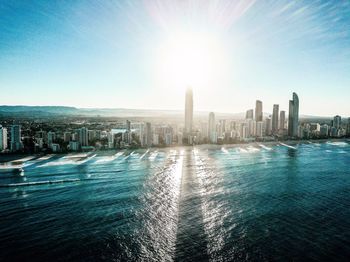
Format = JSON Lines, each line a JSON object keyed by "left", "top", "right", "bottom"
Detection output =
{"left": 0, "top": 138, "right": 349, "bottom": 163}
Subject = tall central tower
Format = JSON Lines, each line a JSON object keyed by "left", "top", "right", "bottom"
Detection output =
{"left": 184, "top": 87, "right": 193, "bottom": 135}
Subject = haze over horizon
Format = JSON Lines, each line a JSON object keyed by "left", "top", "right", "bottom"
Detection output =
{"left": 1, "top": 1, "right": 350, "bottom": 116}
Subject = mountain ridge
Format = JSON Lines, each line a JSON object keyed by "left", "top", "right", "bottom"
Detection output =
{"left": 0, "top": 105, "right": 341, "bottom": 119}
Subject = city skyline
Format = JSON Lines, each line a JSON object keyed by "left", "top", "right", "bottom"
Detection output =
{"left": 1, "top": 1, "right": 350, "bottom": 116}
{"left": 1, "top": 88, "right": 349, "bottom": 153}
{"left": 1, "top": 2, "right": 350, "bottom": 262}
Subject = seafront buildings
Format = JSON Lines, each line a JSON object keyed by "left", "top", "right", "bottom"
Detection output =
{"left": 255, "top": 100, "right": 263, "bottom": 122}
{"left": 0, "top": 125, "right": 7, "bottom": 152}
{"left": 288, "top": 92, "right": 299, "bottom": 137}
{"left": 10, "top": 125, "right": 22, "bottom": 152}
{"left": 184, "top": 87, "right": 193, "bottom": 142}
{"left": 272, "top": 104, "right": 279, "bottom": 134}
{"left": 0, "top": 91, "right": 348, "bottom": 153}
{"left": 208, "top": 112, "right": 216, "bottom": 143}
{"left": 279, "top": 111, "right": 286, "bottom": 131}
{"left": 246, "top": 109, "right": 254, "bottom": 119}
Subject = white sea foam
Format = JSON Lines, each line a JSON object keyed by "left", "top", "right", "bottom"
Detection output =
{"left": 238, "top": 147, "right": 248, "bottom": 153}
{"left": 149, "top": 151, "right": 158, "bottom": 161}
{"left": 9, "top": 156, "right": 36, "bottom": 163}
{"left": 123, "top": 151, "right": 135, "bottom": 160}
{"left": 38, "top": 153, "right": 97, "bottom": 167}
{"left": 62, "top": 153, "right": 88, "bottom": 159}
{"left": 258, "top": 144, "right": 272, "bottom": 151}
{"left": 37, "top": 154, "right": 55, "bottom": 161}
{"left": 140, "top": 149, "right": 150, "bottom": 160}
{"left": 0, "top": 178, "right": 81, "bottom": 187}
{"left": 95, "top": 152, "right": 124, "bottom": 163}
{"left": 221, "top": 147, "right": 229, "bottom": 154}
{"left": 37, "top": 158, "right": 76, "bottom": 167}
{"left": 0, "top": 164, "right": 23, "bottom": 170}
{"left": 77, "top": 154, "right": 96, "bottom": 164}
{"left": 247, "top": 146, "right": 260, "bottom": 153}
{"left": 279, "top": 142, "right": 297, "bottom": 149}
{"left": 327, "top": 141, "right": 348, "bottom": 147}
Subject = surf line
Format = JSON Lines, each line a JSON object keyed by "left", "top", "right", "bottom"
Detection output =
{"left": 279, "top": 142, "right": 297, "bottom": 149}
{"left": 140, "top": 149, "right": 150, "bottom": 160}
{"left": 0, "top": 178, "right": 82, "bottom": 187}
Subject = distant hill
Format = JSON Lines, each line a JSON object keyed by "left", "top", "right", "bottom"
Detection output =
{"left": 0, "top": 105, "right": 79, "bottom": 116}
{"left": 0, "top": 105, "right": 342, "bottom": 120}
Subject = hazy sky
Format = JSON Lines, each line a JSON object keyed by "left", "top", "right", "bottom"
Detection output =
{"left": 0, "top": 0, "right": 350, "bottom": 116}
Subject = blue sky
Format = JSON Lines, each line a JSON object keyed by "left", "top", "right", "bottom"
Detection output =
{"left": 0, "top": 0, "right": 349, "bottom": 116}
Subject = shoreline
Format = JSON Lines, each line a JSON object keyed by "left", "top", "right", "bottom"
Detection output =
{"left": 194, "top": 137, "right": 349, "bottom": 149}
{"left": 0, "top": 138, "right": 349, "bottom": 161}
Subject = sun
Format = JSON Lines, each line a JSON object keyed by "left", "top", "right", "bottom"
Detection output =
{"left": 155, "top": 32, "right": 229, "bottom": 93}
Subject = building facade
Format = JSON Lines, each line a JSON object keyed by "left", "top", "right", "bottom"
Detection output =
{"left": 184, "top": 88, "right": 193, "bottom": 136}
{"left": 288, "top": 92, "right": 299, "bottom": 137}
{"left": 208, "top": 112, "right": 216, "bottom": 143}
{"left": 272, "top": 104, "right": 279, "bottom": 133}
{"left": 10, "top": 125, "right": 22, "bottom": 152}
{"left": 246, "top": 109, "right": 254, "bottom": 119}
{"left": 255, "top": 100, "right": 263, "bottom": 122}
{"left": 0, "top": 125, "right": 7, "bottom": 151}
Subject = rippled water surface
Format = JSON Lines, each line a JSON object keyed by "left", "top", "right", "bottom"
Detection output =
{"left": 1, "top": 141, "right": 350, "bottom": 261}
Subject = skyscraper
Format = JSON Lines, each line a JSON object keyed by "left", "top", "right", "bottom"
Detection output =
{"left": 10, "top": 125, "right": 22, "bottom": 152}
{"left": 126, "top": 120, "right": 131, "bottom": 132}
{"left": 288, "top": 92, "right": 299, "bottom": 137}
{"left": 0, "top": 125, "right": 8, "bottom": 151}
{"left": 63, "top": 132, "right": 71, "bottom": 142}
{"left": 208, "top": 112, "right": 216, "bottom": 143}
{"left": 79, "top": 127, "right": 88, "bottom": 147}
{"left": 219, "top": 119, "right": 226, "bottom": 135}
{"left": 47, "top": 131, "right": 56, "bottom": 146}
{"left": 184, "top": 87, "right": 193, "bottom": 135}
{"left": 272, "top": 104, "right": 279, "bottom": 133}
{"left": 145, "top": 122, "right": 152, "bottom": 147}
{"left": 256, "top": 121, "right": 264, "bottom": 137}
{"left": 255, "top": 100, "right": 263, "bottom": 121}
{"left": 320, "top": 124, "right": 329, "bottom": 137}
{"left": 247, "top": 119, "right": 256, "bottom": 137}
{"left": 333, "top": 115, "right": 341, "bottom": 129}
{"left": 265, "top": 117, "right": 272, "bottom": 136}
{"left": 246, "top": 109, "right": 254, "bottom": 119}
{"left": 279, "top": 110, "right": 286, "bottom": 130}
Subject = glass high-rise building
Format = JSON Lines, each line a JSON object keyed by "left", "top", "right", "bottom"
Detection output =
{"left": 333, "top": 115, "right": 341, "bottom": 129}
{"left": 265, "top": 117, "right": 272, "bottom": 136}
{"left": 79, "top": 127, "right": 88, "bottom": 147}
{"left": 184, "top": 87, "right": 193, "bottom": 135}
{"left": 208, "top": 112, "right": 216, "bottom": 143}
{"left": 279, "top": 110, "right": 286, "bottom": 130}
{"left": 272, "top": 104, "right": 279, "bottom": 133}
{"left": 10, "top": 125, "right": 22, "bottom": 152}
{"left": 255, "top": 100, "right": 263, "bottom": 121}
{"left": 246, "top": 109, "right": 254, "bottom": 119}
{"left": 0, "top": 125, "right": 7, "bottom": 151}
{"left": 145, "top": 122, "right": 152, "bottom": 147}
{"left": 288, "top": 92, "right": 299, "bottom": 137}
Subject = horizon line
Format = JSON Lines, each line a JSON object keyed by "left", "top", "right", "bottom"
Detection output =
{"left": 0, "top": 104, "right": 348, "bottom": 118}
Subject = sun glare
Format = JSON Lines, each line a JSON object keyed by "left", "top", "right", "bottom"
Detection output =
{"left": 155, "top": 32, "right": 229, "bottom": 93}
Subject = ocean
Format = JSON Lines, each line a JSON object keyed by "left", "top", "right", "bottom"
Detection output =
{"left": 1, "top": 141, "right": 350, "bottom": 261}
